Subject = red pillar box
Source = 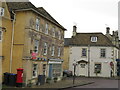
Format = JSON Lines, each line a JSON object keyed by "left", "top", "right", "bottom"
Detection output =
{"left": 16, "top": 68, "right": 24, "bottom": 87}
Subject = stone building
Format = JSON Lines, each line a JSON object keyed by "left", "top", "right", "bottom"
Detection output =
{"left": 2, "top": 1, "right": 66, "bottom": 85}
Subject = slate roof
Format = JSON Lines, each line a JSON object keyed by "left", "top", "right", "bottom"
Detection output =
{"left": 6, "top": 2, "right": 66, "bottom": 30}
{"left": 64, "top": 38, "right": 71, "bottom": 46}
{"left": 65, "top": 33, "right": 114, "bottom": 46}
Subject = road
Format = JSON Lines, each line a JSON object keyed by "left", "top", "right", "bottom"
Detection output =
{"left": 64, "top": 77, "right": 119, "bottom": 89}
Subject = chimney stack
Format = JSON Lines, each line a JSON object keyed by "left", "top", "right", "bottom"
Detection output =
{"left": 73, "top": 25, "right": 77, "bottom": 36}
{"left": 106, "top": 27, "right": 110, "bottom": 34}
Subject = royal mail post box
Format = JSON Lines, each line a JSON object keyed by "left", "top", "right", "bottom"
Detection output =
{"left": 16, "top": 68, "right": 24, "bottom": 87}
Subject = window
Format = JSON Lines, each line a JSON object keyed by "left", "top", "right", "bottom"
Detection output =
{"left": 94, "top": 64, "right": 101, "bottom": 73}
{"left": 58, "top": 31, "right": 61, "bottom": 40}
{"left": 91, "top": 37, "right": 97, "bottom": 42}
{"left": 43, "top": 42, "right": 47, "bottom": 55}
{"left": 45, "top": 23, "right": 48, "bottom": 34}
{"left": 80, "top": 64, "right": 85, "bottom": 68}
{"left": 52, "top": 64, "right": 61, "bottom": 77}
{"left": 32, "top": 64, "right": 38, "bottom": 78}
{"left": 82, "top": 48, "right": 87, "bottom": 57}
{"left": 51, "top": 45, "right": 55, "bottom": 56}
{"left": 43, "top": 64, "right": 46, "bottom": 75}
{"left": 100, "top": 49, "right": 106, "bottom": 58}
{"left": 58, "top": 47, "right": 61, "bottom": 57}
{"left": 34, "top": 40, "right": 39, "bottom": 53}
{"left": 36, "top": 18, "right": 40, "bottom": 31}
{"left": 0, "top": 31, "right": 2, "bottom": 41}
{"left": 0, "top": 7, "right": 4, "bottom": 16}
{"left": 52, "top": 27, "right": 55, "bottom": 37}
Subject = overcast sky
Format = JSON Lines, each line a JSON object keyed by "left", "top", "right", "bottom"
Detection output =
{"left": 29, "top": 0, "right": 119, "bottom": 38}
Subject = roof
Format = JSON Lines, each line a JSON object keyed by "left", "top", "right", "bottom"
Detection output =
{"left": 65, "top": 33, "right": 114, "bottom": 47}
{"left": 64, "top": 38, "right": 71, "bottom": 46}
{"left": 6, "top": 2, "right": 66, "bottom": 30}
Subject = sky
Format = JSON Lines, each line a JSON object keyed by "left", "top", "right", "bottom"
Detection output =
{"left": 29, "top": 0, "right": 119, "bottom": 38}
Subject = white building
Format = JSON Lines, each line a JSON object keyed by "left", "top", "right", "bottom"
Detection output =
{"left": 65, "top": 26, "right": 119, "bottom": 77}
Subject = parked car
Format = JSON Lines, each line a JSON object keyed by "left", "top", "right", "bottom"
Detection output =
{"left": 63, "top": 70, "right": 73, "bottom": 77}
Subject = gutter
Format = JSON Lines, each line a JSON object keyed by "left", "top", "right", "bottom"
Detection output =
{"left": 9, "top": 11, "right": 16, "bottom": 73}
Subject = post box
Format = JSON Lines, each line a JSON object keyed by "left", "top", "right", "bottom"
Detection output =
{"left": 16, "top": 68, "right": 24, "bottom": 87}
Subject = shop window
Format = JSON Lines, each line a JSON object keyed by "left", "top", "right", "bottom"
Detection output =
{"left": 52, "top": 64, "right": 61, "bottom": 77}
{"left": 32, "top": 64, "right": 38, "bottom": 78}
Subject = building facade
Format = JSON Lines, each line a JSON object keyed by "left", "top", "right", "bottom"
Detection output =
{"left": 2, "top": 1, "right": 65, "bottom": 85}
{"left": 63, "top": 26, "right": 119, "bottom": 77}
{"left": 0, "top": 1, "right": 13, "bottom": 84}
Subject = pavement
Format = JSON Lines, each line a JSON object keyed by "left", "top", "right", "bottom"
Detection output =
{"left": 32, "top": 77, "right": 94, "bottom": 89}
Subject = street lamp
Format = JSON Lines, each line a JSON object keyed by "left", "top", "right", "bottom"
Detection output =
{"left": 73, "top": 60, "right": 77, "bottom": 85}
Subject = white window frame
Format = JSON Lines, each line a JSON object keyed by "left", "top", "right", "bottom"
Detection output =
{"left": 91, "top": 37, "right": 97, "bottom": 42}
{"left": 34, "top": 40, "right": 39, "bottom": 53}
{"left": 32, "top": 64, "right": 38, "bottom": 78}
{"left": 100, "top": 48, "right": 106, "bottom": 58}
{"left": 45, "top": 23, "right": 48, "bottom": 34}
{"left": 82, "top": 48, "right": 87, "bottom": 57}
{"left": 51, "top": 45, "right": 55, "bottom": 56}
{"left": 0, "top": 7, "right": 4, "bottom": 16}
{"left": 43, "top": 42, "right": 47, "bottom": 55}
{"left": 52, "top": 27, "right": 55, "bottom": 37}
{"left": 58, "top": 31, "right": 61, "bottom": 40}
{"left": 58, "top": 47, "right": 61, "bottom": 57}
{"left": 36, "top": 18, "right": 40, "bottom": 31}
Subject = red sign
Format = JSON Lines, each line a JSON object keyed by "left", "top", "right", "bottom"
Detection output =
{"left": 31, "top": 52, "right": 37, "bottom": 60}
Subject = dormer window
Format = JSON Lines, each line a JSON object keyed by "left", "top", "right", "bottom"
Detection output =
{"left": 91, "top": 37, "right": 97, "bottom": 42}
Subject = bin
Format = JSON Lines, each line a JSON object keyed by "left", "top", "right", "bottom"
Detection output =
{"left": 38, "top": 75, "right": 45, "bottom": 85}
{"left": 8, "top": 73, "right": 16, "bottom": 86}
{"left": 4, "top": 73, "right": 10, "bottom": 85}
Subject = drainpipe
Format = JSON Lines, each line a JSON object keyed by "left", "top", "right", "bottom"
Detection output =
{"left": 10, "top": 11, "right": 16, "bottom": 73}
{"left": 88, "top": 45, "right": 90, "bottom": 77}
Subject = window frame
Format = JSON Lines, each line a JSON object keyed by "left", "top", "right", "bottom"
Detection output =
{"left": 100, "top": 48, "right": 106, "bottom": 58}
{"left": 35, "top": 18, "right": 40, "bottom": 31}
{"left": 91, "top": 37, "right": 97, "bottom": 42}
{"left": 0, "top": 7, "right": 4, "bottom": 16}
{"left": 32, "top": 64, "right": 38, "bottom": 78}
{"left": 52, "top": 27, "right": 55, "bottom": 37}
{"left": 58, "top": 47, "right": 61, "bottom": 57}
{"left": 34, "top": 40, "right": 39, "bottom": 53}
{"left": 0, "top": 30, "right": 2, "bottom": 41}
{"left": 81, "top": 48, "right": 87, "bottom": 57}
{"left": 51, "top": 45, "right": 55, "bottom": 56}
{"left": 45, "top": 23, "right": 48, "bottom": 34}
{"left": 94, "top": 63, "right": 101, "bottom": 74}
{"left": 43, "top": 42, "right": 48, "bottom": 55}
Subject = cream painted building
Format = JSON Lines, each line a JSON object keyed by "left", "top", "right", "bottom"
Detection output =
{"left": 63, "top": 26, "right": 119, "bottom": 77}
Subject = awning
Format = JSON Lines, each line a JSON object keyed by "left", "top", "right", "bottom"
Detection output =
{"left": 77, "top": 60, "right": 88, "bottom": 64}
